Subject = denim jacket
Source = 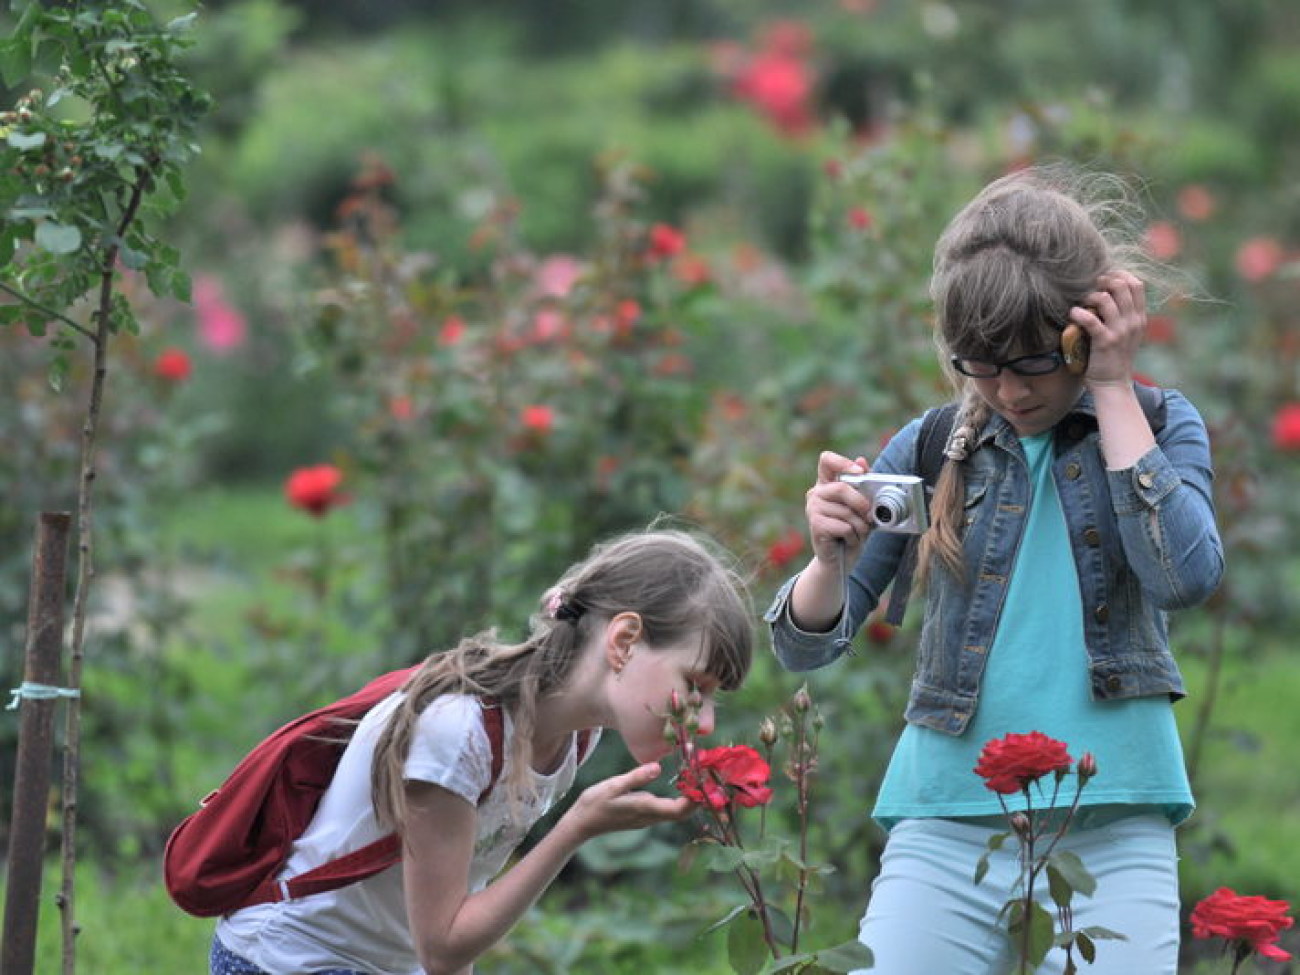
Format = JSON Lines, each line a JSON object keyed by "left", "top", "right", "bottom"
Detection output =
{"left": 765, "top": 386, "right": 1225, "bottom": 736}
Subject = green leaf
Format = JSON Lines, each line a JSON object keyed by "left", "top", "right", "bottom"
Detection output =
{"left": 700, "top": 903, "right": 749, "bottom": 937}
{"left": 726, "top": 910, "right": 770, "bottom": 975}
{"left": 1023, "top": 900, "right": 1055, "bottom": 968}
{"left": 699, "top": 844, "right": 747, "bottom": 873}
{"left": 1047, "top": 862, "right": 1074, "bottom": 910}
{"left": 810, "top": 939, "right": 875, "bottom": 972}
{"left": 1076, "top": 931, "right": 1095, "bottom": 963}
{"left": 0, "top": 40, "right": 32, "bottom": 89}
{"left": 35, "top": 221, "right": 81, "bottom": 254}
{"left": 1047, "top": 849, "right": 1096, "bottom": 898}
{"left": 1077, "top": 924, "right": 1127, "bottom": 942}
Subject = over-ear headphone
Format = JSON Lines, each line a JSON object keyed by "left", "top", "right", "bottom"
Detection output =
{"left": 1060, "top": 324, "right": 1090, "bottom": 375}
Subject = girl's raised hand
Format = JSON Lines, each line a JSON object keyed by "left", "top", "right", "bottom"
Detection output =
{"left": 566, "top": 762, "right": 693, "bottom": 840}
{"left": 1070, "top": 270, "right": 1147, "bottom": 386}
{"left": 805, "top": 450, "right": 874, "bottom": 566}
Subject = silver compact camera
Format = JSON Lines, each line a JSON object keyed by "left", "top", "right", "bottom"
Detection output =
{"left": 837, "top": 472, "right": 930, "bottom": 535}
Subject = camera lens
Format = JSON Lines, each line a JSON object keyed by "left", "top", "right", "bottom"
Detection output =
{"left": 872, "top": 486, "right": 910, "bottom": 526}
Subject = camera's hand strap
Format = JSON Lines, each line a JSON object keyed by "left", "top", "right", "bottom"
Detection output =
{"left": 832, "top": 539, "right": 856, "bottom": 656}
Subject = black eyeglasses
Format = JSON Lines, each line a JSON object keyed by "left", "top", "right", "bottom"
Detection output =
{"left": 950, "top": 351, "right": 1066, "bottom": 379}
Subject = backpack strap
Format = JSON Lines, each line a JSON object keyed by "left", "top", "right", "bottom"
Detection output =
{"left": 247, "top": 695, "right": 508, "bottom": 909}
{"left": 882, "top": 403, "right": 958, "bottom": 626}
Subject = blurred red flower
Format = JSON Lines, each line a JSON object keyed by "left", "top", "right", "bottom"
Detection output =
{"left": 647, "top": 223, "right": 686, "bottom": 261}
{"left": 1272, "top": 403, "right": 1300, "bottom": 451}
{"left": 285, "top": 465, "right": 348, "bottom": 518}
{"left": 677, "top": 744, "right": 774, "bottom": 811}
{"left": 1177, "top": 184, "right": 1216, "bottom": 222}
{"left": 521, "top": 404, "right": 555, "bottom": 434}
{"left": 1190, "top": 887, "right": 1294, "bottom": 962}
{"left": 153, "top": 347, "right": 192, "bottom": 382}
{"left": 1145, "top": 314, "right": 1176, "bottom": 344}
{"left": 732, "top": 49, "right": 814, "bottom": 137}
{"left": 1143, "top": 221, "right": 1182, "bottom": 260}
{"left": 193, "top": 274, "right": 247, "bottom": 354}
{"left": 847, "top": 206, "right": 873, "bottom": 231}
{"left": 438, "top": 315, "right": 466, "bottom": 346}
{"left": 1236, "top": 236, "right": 1284, "bottom": 282}
{"left": 866, "top": 619, "right": 894, "bottom": 645}
{"left": 389, "top": 396, "right": 414, "bottom": 422}
{"left": 974, "top": 731, "right": 1074, "bottom": 795}
{"left": 531, "top": 309, "right": 566, "bottom": 343}
{"left": 614, "top": 299, "right": 641, "bottom": 338}
{"left": 767, "top": 529, "right": 804, "bottom": 569}
{"left": 671, "top": 253, "right": 712, "bottom": 287}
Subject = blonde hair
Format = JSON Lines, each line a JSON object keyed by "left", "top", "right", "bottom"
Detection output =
{"left": 918, "top": 163, "right": 1166, "bottom": 581}
{"left": 370, "top": 527, "right": 754, "bottom": 831}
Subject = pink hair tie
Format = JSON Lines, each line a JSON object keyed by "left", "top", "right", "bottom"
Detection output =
{"left": 546, "top": 590, "right": 583, "bottom": 623}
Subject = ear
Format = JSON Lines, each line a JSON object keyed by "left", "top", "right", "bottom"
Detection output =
{"left": 604, "top": 611, "right": 643, "bottom": 671}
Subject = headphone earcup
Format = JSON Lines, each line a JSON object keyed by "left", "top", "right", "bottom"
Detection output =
{"left": 1060, "top": 325, "right": 1090, "bottom": 375}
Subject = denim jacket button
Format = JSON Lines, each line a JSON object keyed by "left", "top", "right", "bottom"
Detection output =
{"left": 1094, "top": 603, "right": 1109, "bottom": 623}
{"left": 1065, "top": 462, "right": 1082, "bottom": 479}
{"left": 1105, "top": 675, "right": 1122, "bottom": 692}
{"left": 1083, "top": 527, "right": 1100, "bottom": 546}
{"left": 1138, "top": 471, "right": 1156, "bottom": 489}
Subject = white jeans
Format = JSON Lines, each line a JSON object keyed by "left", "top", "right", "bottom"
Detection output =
{"left": 854, "top": 815, "right": 1180, "bottom": 975}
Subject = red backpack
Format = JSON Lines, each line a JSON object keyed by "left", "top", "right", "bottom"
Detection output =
{"left": 163, "top": 666, "right": 505, "bottom": 917}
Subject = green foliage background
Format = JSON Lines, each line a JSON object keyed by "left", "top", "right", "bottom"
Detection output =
{"left": 2, "top": 0, "right": 1298, "bottom": 970}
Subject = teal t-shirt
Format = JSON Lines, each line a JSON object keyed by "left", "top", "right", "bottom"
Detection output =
{"left": 873, "top": 432, "right": 1193, "bottom": 830}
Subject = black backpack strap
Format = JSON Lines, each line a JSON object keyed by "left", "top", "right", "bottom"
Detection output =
{"left": 883, "top": 403, "right": 958, "bottom": 626}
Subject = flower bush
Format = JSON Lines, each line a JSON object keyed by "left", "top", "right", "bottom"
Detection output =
{"left": 668, "top": 685, "right": 873, "bottom": 975}
{"left": 972, "top": 732, "right": 1121, "bottom": 974}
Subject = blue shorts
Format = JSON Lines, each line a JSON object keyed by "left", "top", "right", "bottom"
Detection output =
{"left": 209, "top": 935, "right": 367, "bottom": 975}
{"left": 854, "top": 814, "right": 1180, "bottom": 975}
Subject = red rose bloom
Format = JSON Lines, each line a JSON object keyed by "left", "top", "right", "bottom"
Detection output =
{"left": 520, "top": 404, "right": 555, "bottom": 435}
{"left": 973, "top": 731, "right": 1074, "bottom": 795}
{"left": 677, "top": 745, "right": 773, "bottom": 810}
{"left": 767, "top": 529, "right": 804, "bottom": 569}
{"left": 1272, "top": 403, "right": 1300, "bottom": 451}
{"left": 284, "top": 464, "right": 348, "bottom": 518}
{"left": 647, "top": 223, "right": 686, "bottom": 261}
{"left": 153, "top": 347, "right": 192, "bottom": 382}
{"left": 1191, "top": 887, "right": 1294, "bottom": 962}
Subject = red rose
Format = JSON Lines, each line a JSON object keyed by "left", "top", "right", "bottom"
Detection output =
{"left": 1236, "top": 236, "right": 1284, "bottom": 283}
{"left": 284, "top": 464, "right": 348, "bottom": 518}
{"left": 677, "top": 744, "right": 773, "bottom": 810}
{"left": 1190, "top": 887, "right": 1294, "bottom": 962}
{"left": 153, "top": 347, "right": 192, "bottom": 382}
{"left": 766, "top": 529, "right": 804, "bottom": 569}
{"left": 647, "top": 223, "right": 686, "bottom": 261}
{"left": 1272, "top": 403, "right": 1300, "bottom": 451}
{"left": 973, "top": 731, "right": 1074, "bottom": 795}
{"left": 520, "top": 404, "right": 555, "bottom": 435}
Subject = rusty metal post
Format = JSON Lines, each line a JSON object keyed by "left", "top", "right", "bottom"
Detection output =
{"left": 2, "top": 512, "right": 72, "bottom": 975}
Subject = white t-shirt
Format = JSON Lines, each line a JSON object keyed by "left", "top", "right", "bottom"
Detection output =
{"left": 216, "top": 692, "right": 597, "bottom": 975}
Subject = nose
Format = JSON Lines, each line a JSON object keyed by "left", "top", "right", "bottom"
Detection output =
{"left": 695, "top": 697, "right": 716, "bottom": 737}
{"left": 995, "top": 371, "right": 1033, "bottom": 401}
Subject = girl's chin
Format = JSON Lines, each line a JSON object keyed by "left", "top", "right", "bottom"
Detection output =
{"left": 627, "top": 739, "right": 672, "bottom": 764}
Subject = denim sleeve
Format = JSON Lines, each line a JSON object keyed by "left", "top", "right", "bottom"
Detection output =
{"left": 764, "top": 417, "right": 923, "bottom": 672}
{"left": 1106, "top": 388, "right": 1225, "bottom": 608}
